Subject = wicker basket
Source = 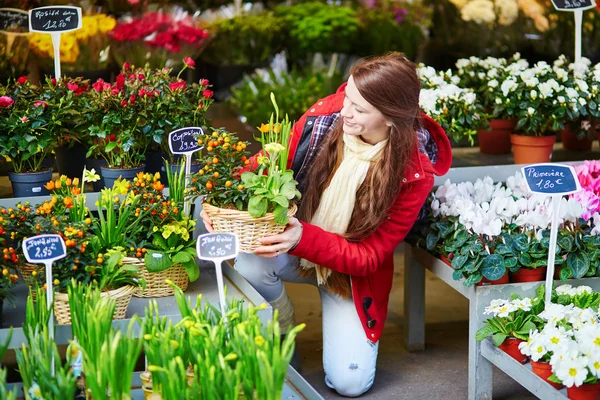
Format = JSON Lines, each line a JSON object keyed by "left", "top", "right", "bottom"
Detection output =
{"left": 202, "top": 203, "right": 298, "bottom": 253}
{"left": 122, "top": 257, "right": 189, "bottom": 298}
{"left": 19, "top": 263, "right": 45, "bottom": 302}
{"left": 54, "top": 285, "right": 135, "bottom": 325}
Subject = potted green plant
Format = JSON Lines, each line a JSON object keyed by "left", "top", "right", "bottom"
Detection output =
{"left": 0, "top": 77, "right": 71, "bottom": 197}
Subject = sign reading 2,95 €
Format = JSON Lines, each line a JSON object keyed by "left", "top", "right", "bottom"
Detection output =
{"left": 196, "top": 233, "right": 239, "bottom": 261}
{"left": 522, "top": 163, "right": 581, "bottom": 196}
{"left": 23, "top": 234, "right": 67, "bottom": 264}
{"left": 169, "top": 127, "right": 204, "bottom": 155}
{"left": 29, "top": 6, "right": 82, "bottom": 33}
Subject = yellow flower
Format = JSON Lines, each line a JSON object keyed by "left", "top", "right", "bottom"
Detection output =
{"left": 83, "top": 168, "right": 100, "bottom": 183}
{"left": 254, "top": 336, "right": 266, "bottom": 347}
{"left": 258, "top": 123, "right": 270, "bottom": 133}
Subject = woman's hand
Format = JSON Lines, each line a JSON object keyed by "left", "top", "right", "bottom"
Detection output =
{"left": 253, "top": 218, "right": 303, "bottom": 258}
{"left": 200, "top": 209, "right": 214, "bottom": 233}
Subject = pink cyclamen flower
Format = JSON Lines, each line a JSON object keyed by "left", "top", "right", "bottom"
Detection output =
{"left": 0, "top": 96, "right": 14, "bottom": 108}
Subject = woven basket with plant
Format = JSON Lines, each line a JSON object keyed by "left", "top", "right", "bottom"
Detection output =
{"left": 190, "top": 95, "right": 301, "bottom": 253}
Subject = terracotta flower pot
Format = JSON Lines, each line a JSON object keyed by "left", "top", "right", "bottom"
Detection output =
{"left": 498, "top": 338, "right": 528, "bottom": 364}
{"left": 567, "top": 382, "right": 600, "bottom": 400}
{"left": 440, "top": 255, "right": 452, "bottom": 267}
{"left": 478, "top": 119, "right": 515, "bottom": 154}
{"left": 561, "top": 127, "right": 593, "bottom": 151}
{"left": 530, "top": 360, "right": 563, "bottom": 390}
{"left": 510, "top": 134, "right": 556, "bottom": 164}
{"left": 510, "top": 267, "right": 548, "bottom": 283}
{"left": 477, "top": 270, "right": 510, "bottom": 286}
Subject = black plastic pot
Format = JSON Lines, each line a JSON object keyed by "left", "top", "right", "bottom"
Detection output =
{"left": 84, "top": 158, "right": 107, "bottom": 192}
{"left": 56, "top": 142, "right": 87, "bottom": 179}
{"left": 8, "top": 169, "right": 52, "bottom": 198}
{"left": 100, "top": 165, "right": 145, "bottom": 189}
{"left": 144, "top": 151, "right": 171, "bottom": 175}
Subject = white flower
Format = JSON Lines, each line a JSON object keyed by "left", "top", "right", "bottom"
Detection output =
{"left": 544, "top": 325, "right": 571, "bottom": 352}
{"left": 576, "top": 286, "right": 593, "bottom": 296}
{"left": 555, "top": 357, "right": 589, "bottom": 388}
{"left": 538, "top": 82, "right": 553, "bottom": 98}
{"left": 264, "top": 142, "right": 285, "bottom": 155}
{"left": 554, "top": 67, "right": 569, "bottom": 82}
{"left": 527, "top": 107, "right": 535, "bottom": 115}
{"left": 488, "top": 79, "right": 499, "bottom": 88}
{"left": 556, "top": 284, "right": 574, "bottom": 295}
{"left": 566, "top": 88, "right": 580, "bottom": 99}
{"left": 484, "top": 299, "right": 509, "bottom": 315}
{"left": 496, "top": 302, "right": 518, "bottom": 318}
{"left": 587, "top": 353, "right": 600, "bottom": 378}
{"left": 576, "top": 79, "right": 589, "bottom": 92}
{"left": 511, "top": 297, "right": 532, "bottom": 312}
{"left": 530, "top": 89, "right": 537, "bottom": 100}
{"left": 531, "top": 341, "right": 549, "bottom": 362}
{"left": 579, "top": 98, "right": 587, "bottom": 106}
{"left": 501, "top": 79, "right": 518, "bottom": 97}
{"left": 557, "top": 96, "right": 566, "bottom": 104}
{"left": 456, "top": 59, "right": 470, "bottom": 69}
{"left": 524, "top": 77, "right": 539, "bottom": 87}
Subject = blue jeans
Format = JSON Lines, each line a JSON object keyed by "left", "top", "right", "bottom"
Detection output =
{"left": 235, "top": 253, "right": 379, "bottom": 397}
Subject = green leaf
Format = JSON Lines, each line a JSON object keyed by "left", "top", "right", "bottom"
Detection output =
{"left": 481, "top": 254, "right": 506, "bottom": 281}
{"left": 513, "top": 234, "right": 529, "bottom": 252}
{"left": 548, "top": 374, "right": 562, "bottom": 384}
{"left": 273, "top": 205, "right": 289, "bottom": 225}
{"left": 452, "top": 269, "right": 463, "bottom": 281}
{"left": 272, "top": 195, "right": 289, "bottom": 208}
{"left": 426, "top": 232, "right": 439, "bottom": 251}
{"left": 464, "top": 258, "right": 479, "bottom": 272}
{"left": 519, "top": 253, "right": 533, "bottom": 267}
{"left": 567, "top": 252, "right": 590, "bottom": 279}
{"left": 560, "top": 267, "right": 574, "bottom": 282}
{"left": 248, "top": 196, "right": 268, "bottom": 218}
{"left": 144, "top": 251, "right": 173, "bottom": 273}
{"left": 492, "top": 333, "right": 508, "bottom": 347}
{"left": 476, "top": 324, "right": 498, "bottom": 342}
{"left": 558, "top": 235, "right": 573, "bottom": 252}
{"left": 495, "top": 244, "right": 514, "bottom": 255}
{"left": 454, "top": 230, "right": 468, "bottom": 248}
{"left": 503, "top": 256, "right": 518, "bottom": 269}
{"left": 105, "top": 141, "right": 117, "bottom": 153}
{"left": 464, "top": 272, "right": 482, "bottom": 287}
{"left": 173, "top": 252, "right": 199, "bottom": 282}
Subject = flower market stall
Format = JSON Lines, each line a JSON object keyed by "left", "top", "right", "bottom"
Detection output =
{"left": 403, "top": 161, "right": 600, "bottom": 399}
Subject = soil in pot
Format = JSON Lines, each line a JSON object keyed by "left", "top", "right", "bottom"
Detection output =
{"left": 477, "top": 271, "right": 510, "bottom": 286}
{"left": 561, "top": 127, "right": 593, "bottom": 151}
{"left": 478, "top": 119, "right": 514, "bottom": 155}
{"left": 498, "top": 338, "right": 528, "bottom": 364}
{"left": 510, "top": 267, "right": 548, "bottom": 283}
{"left": 100, "top": 165, "right": 145, "bottom": 190}
{"left": 510, "top": 134, "right": 556, "bottom": 164}
{"left": 530, "top": 360, "right": 563, "bottom": 390}
{"left": 8, "top": 169, "right": 53, "bottom": 198}
{"left": 567, "top": 382, "right": 600, "bottom": 400}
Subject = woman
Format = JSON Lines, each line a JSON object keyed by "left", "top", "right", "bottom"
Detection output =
{"left": 201, "top": 53, "right": 452, "bottom": 397}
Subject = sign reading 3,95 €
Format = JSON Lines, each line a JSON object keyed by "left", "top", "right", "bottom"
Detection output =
{"left": 23, "top": 234, "right": 67, "bottom": 264}
{"left": 168, "top": 127, "right": 204, "bottom": 155}
{"left": 521, "top": 163, "right": 581, "bottom": 196}
{"left": 29, "top": 6, "right": 82, "bottom": 33}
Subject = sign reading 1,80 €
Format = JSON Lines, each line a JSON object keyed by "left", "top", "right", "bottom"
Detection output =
{"left": 521, "top": 163, "right": 581, "bottom": 196}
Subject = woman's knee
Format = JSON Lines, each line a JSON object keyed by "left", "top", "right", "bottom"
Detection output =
{"left": 325, "top": 365, "right": 376, "bottom": 397}
{"left": 234, "top": 253, "right": 271, "bottom": 283}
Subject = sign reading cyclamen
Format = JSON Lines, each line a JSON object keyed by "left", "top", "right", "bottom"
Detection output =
{"left": 521, "top": 163, "right": 581, "bottom": 309}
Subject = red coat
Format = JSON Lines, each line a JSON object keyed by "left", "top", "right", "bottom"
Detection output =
{"left": 287, "top": 84, "right": 452, "bottom": 342}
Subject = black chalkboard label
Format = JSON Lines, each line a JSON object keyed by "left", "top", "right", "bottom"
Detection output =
{"left": 23, "top": 234, "right": 67, "bottom": 264}
{"left": 522, "top": 163, "right": 581, "bottom": 195}
{"left": 168, "top": 127, "right": 204, "bottom": 155}
{"left": 0, "top": 8, "right": 29, "bottom": 33}
{"left": 551, "top": 0, "right": 595, "bottom": 11}
{"left": 196, "top": 233, "right": 239, "bottom": 260}
{"left": 29, "top": 6, "right": 82, "bottom": 33}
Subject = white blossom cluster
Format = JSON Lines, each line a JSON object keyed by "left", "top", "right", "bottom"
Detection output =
{"left": 417, "top": 65, "right": 478, "bottom": 117}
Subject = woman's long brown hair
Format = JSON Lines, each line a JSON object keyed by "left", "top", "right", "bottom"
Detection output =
{"left": 299, "top": 53, "right": 421, "bottom": 243}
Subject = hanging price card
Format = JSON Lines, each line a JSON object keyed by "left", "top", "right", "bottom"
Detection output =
{"left": 0, "top": 8, "right": 28, "bottom": 33}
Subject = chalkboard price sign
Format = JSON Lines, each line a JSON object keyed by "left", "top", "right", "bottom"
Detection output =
{"left": 522, "top": 163, "right": 581, "bottom": 196}
{"left": 0, "top": 8, "right": 28, "bottom": 33}
{"left": 168, "top": 127, "right": 204, "bottom": 155}
{"left": 23, "top": 234, "right": 67, "bottom": 264}
{"left": 196, "top": 233, "right": 239, "bottom": 261}
{"left": 551, "top": 0, "right": 595, "bottom": 11}
{"left": 29, "top": 6, "right": 82, "bottom": 33}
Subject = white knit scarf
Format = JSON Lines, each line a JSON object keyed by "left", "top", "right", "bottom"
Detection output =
{"left": 300, "top": 133, "right": 388, "bottom": 285}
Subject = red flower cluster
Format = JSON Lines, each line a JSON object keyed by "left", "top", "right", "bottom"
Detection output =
{"left": 0, "top": 96, "right": 14, "bottom": 108}
{"left": 109, "top": 13, "right": 208, "bottom": 53}
{"left": 67, "top": 82, "right": 88, "bottom": 96}
{"left": 34, "top": 101, "right": 48, "bottom": 109}
{"left": 169, "top": 80, "right": 187, "bottom": 92}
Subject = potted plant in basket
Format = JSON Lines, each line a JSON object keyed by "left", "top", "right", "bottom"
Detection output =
{"left": 0, "top": 77, "right": 74, "bottom": 197}
{"left": 193, "top": 96, "right": 301, "bottom": 252}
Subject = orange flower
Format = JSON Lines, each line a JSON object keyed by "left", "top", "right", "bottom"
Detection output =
{"left": 55, "top": 180, "right": 61, "bottom": 189}
{"left": 71, "top": 187, "right": 81, "bottom": 196}
{"left": 152, "top": 181, "right": 164, "bottom": 191}
{"left": 259, "top": 123, "right": 270, "bottom": 133}
{"left": 45, "top": 181, "right": 55, "bottom": 190}
{"left": 66, "top": 178, "right": 72, "bottom": 186}
{"left": 63, "top": 197, "right": 73, "bottom": 208}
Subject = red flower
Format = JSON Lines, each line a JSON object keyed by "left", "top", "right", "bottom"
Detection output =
{"left": 92, "top": 78, "right": 105, "bottom": 93}
{"left": 110, "top": 134, "right": 116, "bottom": 141}
{"left": 34, "top": 101, "right": 48, "bottom": 109}
{"left": 169, "top": 81, "right": 187, "bottom": 92}
{"left": 121, "top": 99, "right": 128, "bottom": 107}
{"left": 21, "top": 116, "right": 29, "bottom": 123}
{"left": 200, "top": 79, "right": 209, "bottom": 87}
{"left": 202, "top": 90, "right": 213, "bottom": 99}
{"left": 184, "top": 57, "right": 195, "bottom": 68}
{"left": 128, "top": 73, "right": 136, "bottom": 80}
{"left": 67, "top": 82, "right": 79, "bottom": 92}
{"left": 198, "top": 103, "right": 203, "bottom": 110}
{"left": 138, "top": 74, "right": 145, "bottom": 80}
{"left": 129, "top": 94, "right": 136, "bottom": 104}
{"left": 0, "top": 96, "right": 14, "bottom": 108}
{"left": 123, "top": 62, "right": 131, "bottom": 70}
{"left": 116, "top": 73, "right": 125, "bottom": 90}
{"left": 51, "top": 78, "right": 57, "bottom": 85}
{"left": 17, "top": 76, "right": 27, "bottom": 85}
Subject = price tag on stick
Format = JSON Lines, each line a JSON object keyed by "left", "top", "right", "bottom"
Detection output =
{"left": 196, "top": 233, "right": 239, "bottom": 316}
{"left": 22, "top": 234, "right": 67, "bottom": 375}
{"left": 28, "top": 6, "right": 82, "bottom": 79}
{"left": 550, "top": 0, "right": 596, "bottom": 61}
{"left": 168, "top": 127, "right": 204, "bottom": 216}
{"left": 0, "top": 8, "right": 29, "bottom": 33}
{"left": 521, "top": 163, "right": 581, "bottom": 309}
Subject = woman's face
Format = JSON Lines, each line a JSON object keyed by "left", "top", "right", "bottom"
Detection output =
{"left": 340, "top": 75, "right": 391, "bottom": 144}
